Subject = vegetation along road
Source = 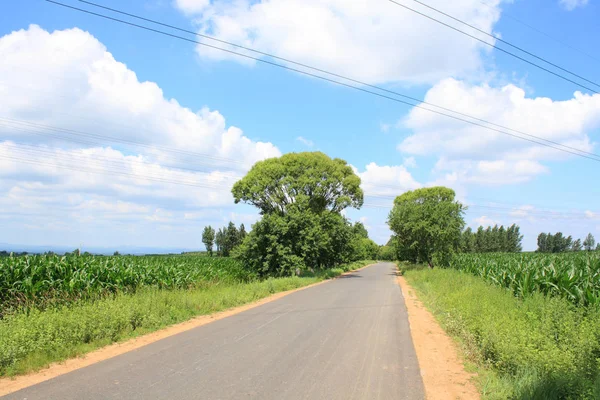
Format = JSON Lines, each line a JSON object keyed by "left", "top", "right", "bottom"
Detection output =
{"left": 3, "top": 262, "right": 424, "bottom": 400}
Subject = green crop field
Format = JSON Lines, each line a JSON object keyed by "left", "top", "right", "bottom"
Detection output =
{"left": 449, "top": 252, "right": 600, "bottom": 306}
{"left": 0, "top": 254, "right": 252, "bottom": 313}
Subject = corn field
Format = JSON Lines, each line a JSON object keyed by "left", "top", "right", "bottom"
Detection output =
{"left": 0, "top": 254, "right": 251, "bottom": 312}
{"left": 450, "top": 252, "right": 600, "bottom": 306}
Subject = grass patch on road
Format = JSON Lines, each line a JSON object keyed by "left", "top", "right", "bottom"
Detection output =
{"left": 404, "top": 268, "right": 600, "bottom": 400}
{"left": 0, "top": 260, "right": 375, "bottom": 377}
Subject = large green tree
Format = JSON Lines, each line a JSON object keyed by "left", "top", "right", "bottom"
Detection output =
{"left": 232, "top": 152, "right": 365, "bottom": 276}
{"left": 202, "top": 226, "right": 215, "bottom": 256}
{"left": 387, "top": 187, "right": 465, "bottom": 267}
{"left": 232, "top": 152, "right": 363, "bottom": 215}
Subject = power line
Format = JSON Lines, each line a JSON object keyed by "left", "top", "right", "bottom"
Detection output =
{"left": 361, "top": 202, "right": 597, "bottom": 220}
{"left": 5, "top": 134, "right": 597, "bottom": 216}
{"left": 0, "top": 117, "right": 248, "bottom": 167}
{"left": 41, "top": 0, "right": 600, "bottom": 163}
{"left": 364, "top": 193, "right": 599, "bottom": 217}
{"left": 385, "top": 0, "right": 599, "bottom": 94}
{"left": 3, "top": 144, "right": 597, "bottom": 220}
{"left": 0, "top": 153, "right": 232, "bottom": 190}
{"left": 4, "top": 123, "right": 598, "bottom": 217}
{"left": 0, "top": 140, "right": 244, "bottom": 181}
{"left": 477, "top": 0, "right": 600, "bottom": 63}
{"left": 400, "top": 0, "right": 600, "bottom": 89}
{"left": 71, "top": 0, "right": 600, "bottom": 161}
{"left": 0, "top": 121, "right": 245, "bottom": 178}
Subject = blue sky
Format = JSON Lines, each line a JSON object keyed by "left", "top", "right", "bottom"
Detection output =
{"left": 0, "top": 0, "right": 599, "bottom": 252}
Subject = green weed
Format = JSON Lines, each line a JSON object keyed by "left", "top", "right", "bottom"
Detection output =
{"left": 406, "top": 268, "right": 600, "bottom": 400}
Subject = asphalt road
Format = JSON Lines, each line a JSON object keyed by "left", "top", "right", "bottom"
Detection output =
{"left": 4, "top": 262, "right": 424, "bottom": 400}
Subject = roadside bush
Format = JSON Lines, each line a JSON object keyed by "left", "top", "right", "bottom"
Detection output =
{"left": 406, "top": 268, "right": 600, "bottom": 399}
{"left": 234, "top": 207, "right": 360, "bottom": 277}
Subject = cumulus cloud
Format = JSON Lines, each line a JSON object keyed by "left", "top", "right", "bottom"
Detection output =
{"left": 0, "top": 25, "right": 279, "bottom": 247}
{"left": 398, "top": 78, "right": 600, "bottom": 184}
{"left": 355, "top": 162, "right": 422, "bottom": 198}
{"left": 559, "top": 0, "right": 589, "bottom": 10}
{"left": 174, "top": 0, "right": 504, "bottom": 84}
{"left": 0, "top": 25, "right": 280, "bottom": 168}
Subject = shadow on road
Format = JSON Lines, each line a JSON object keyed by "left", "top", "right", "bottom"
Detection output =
{"left": 338, "top": 273, "right": 362, "bottom": 278}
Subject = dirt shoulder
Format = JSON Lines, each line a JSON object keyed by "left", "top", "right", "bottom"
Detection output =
{"left": 397, "top": 275, "right": 480, "bottom": 400}
{"left": 0, "top": 263, "right": 376, "bottom": 397}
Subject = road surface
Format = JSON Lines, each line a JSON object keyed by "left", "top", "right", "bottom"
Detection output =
{"left": 4, "top": 262, "right": 424, "bottom": 400}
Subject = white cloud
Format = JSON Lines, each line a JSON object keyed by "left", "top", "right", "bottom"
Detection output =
{"left": 0, "top": 25, "right": 281, "bottom": 247}
{"left": 399, "top": 78, "right": 600, "bottom": 184}
{"left": 403, "top": 156, "right": 417, "bottom": 169}
{"left": 175, "top": 0, "right": 504, "bottom": 84}
{"left": 296, "top": 136, "right": 314, "bottom": 147}
{"left": 559, "top": 0, "right": 589, "bottom": 10}
{"left": 0, "top": 25, "right": 280, "bottom": 168}
{"left": 175, "top": 0, "right": 211, "bottom": 14}
{"left": 355, "top": 162, "right": 422, "bottom": 199}
{"left": 473, "top": 215, "right": 497, "bottom": 227}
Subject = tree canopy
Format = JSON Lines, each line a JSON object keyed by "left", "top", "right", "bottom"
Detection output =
{"left": 461, "top": 224, "right": 523, "bottom": 253}
{"left": 584, "top": 233, "right": 596, "bottom": 251}
{"left": 387, "top": 187, "right": 465, "bottom": 267}
{"left": 537, "top": 232, "right": 574, "bottom": 253}
{"left": 207, "top": 222, "right": 245, "bottom": 256}
{"left": 232, "top": 152, "right": 363, "bottom": 215}
{"left": 202, "top": 226, "right": 215, "bottom": 256}
{"left": 232, "top": 152, "right": 373, "bottom": 276}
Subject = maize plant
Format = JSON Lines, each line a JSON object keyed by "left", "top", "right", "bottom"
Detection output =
{"left": 449, "top": 252, "right": 600, "bottom": 307}
{"left": 0, "top": 254, "right": 252, "bottom": 312}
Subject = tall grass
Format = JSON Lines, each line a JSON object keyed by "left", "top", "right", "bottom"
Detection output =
{"left": 406, "top": 268, "right": 600, "bottom": 400}
{"left": 0, "top": 254, "right": 250, "bottom": 312}
{"left": 449, "top": 252, "right": 600, "bottom": 306}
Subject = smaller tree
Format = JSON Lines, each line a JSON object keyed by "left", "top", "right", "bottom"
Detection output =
{"left": 238, "top": 224, "right": 247, "bottom": 244}
{"left": 215, "top": 228, "right": 225, "bottom": 256}
{"left": 572, "top": 238, "right": 583, "bottom": 252}
{"left": 387, "top": 187, "right": 465, "bottom": 268}
{"left": 113, "top": 251, "right": 120, "bottom": 256}
{"left": 222, "top": 222, "right": 239, "bottom": 257}
{"left": 352, "top": 222, "right": 369, "bottom": 239}
{"left": 583, "top": 233, "right": 596, "bottom": 251}
{"left": 202, "top": 226, "right": 216, "bottom": 256}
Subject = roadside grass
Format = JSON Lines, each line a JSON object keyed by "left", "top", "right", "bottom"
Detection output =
{"left": 404, "top": 268, "right": 600, "bottom": 400}
{"left": 0, "top": 260, "right": 375, "bottom": 377}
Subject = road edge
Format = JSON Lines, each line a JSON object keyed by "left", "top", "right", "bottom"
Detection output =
{"left": 0, "top": 262, "right": 378, "bottom": 396}
{"left": 397, "top": 273, "right": 480, "bottom": 400}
